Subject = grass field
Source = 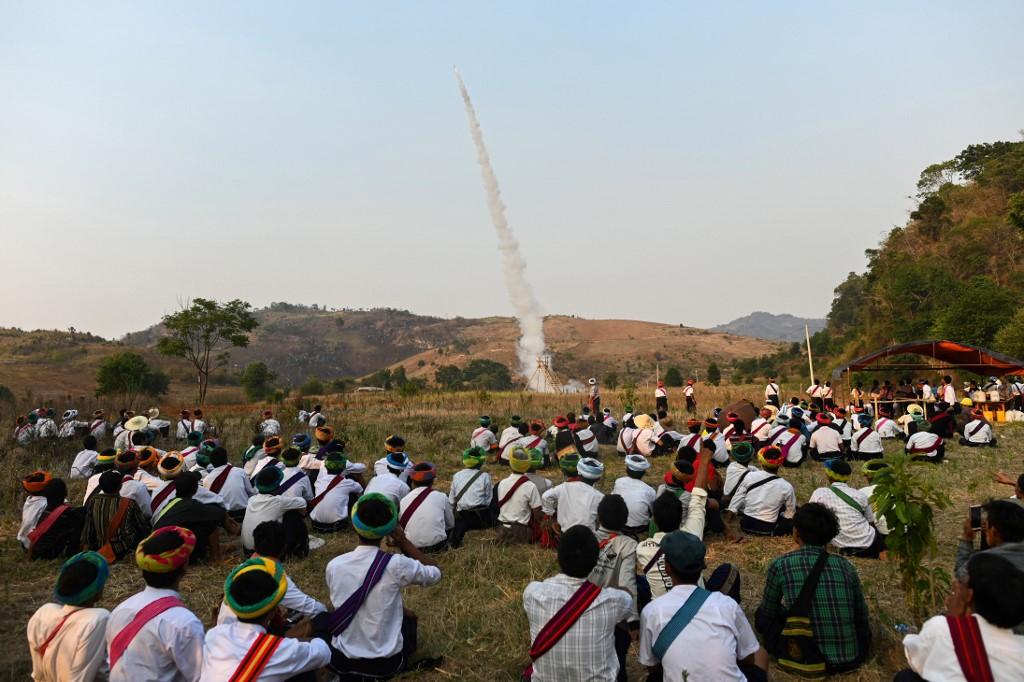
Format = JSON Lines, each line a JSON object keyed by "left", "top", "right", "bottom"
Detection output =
{"left": 2, "top": 385, "right": 1022, "bottom": 681}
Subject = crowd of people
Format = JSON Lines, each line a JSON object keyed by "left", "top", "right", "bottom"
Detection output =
{"left": 12, "top": 377, "right": 1024, "bottom": 681}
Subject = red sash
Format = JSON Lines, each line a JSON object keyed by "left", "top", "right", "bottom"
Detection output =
{"left": 528, "top": 581, "right": 602, "bottom": 661}
{"left": 577, "top": 433, "right": 596, "bottom": 446}
{"left": 471, "top": 427, "right": 490, "bottom": 443}
{"left": 855, "top": 429, "right": 873, "bottom": 447}
{"left": 210, "top": 464, "right": 233, "bottom": 494}
{"left": 876, "top": 418, "right": 891, "bottom": 431}
{"left": 398, "top": 488, "right": 432, "bottom": 527}
{"left": 598, "top": 533, "right": 618, "bottom": 550}
{"left": 909, "top": 437, "right": 941, "bottom": 454}
{"left": 90, "top": 420, "right": 104, "bottom": 432}
{"left": 35, "top": 610, "right": 79, "bottom": 656}
{"left": 946, "top": 615, "right": 994, "bottom": 682}
{"left": 498, "top": 475, "right": 530, "bottom": 508}
{"left": 229, "top": 632, "right": 283, "bottom": 682}
{"left": 526, "top": 436, "right": 544, "bottom": 450}
{"left": 109, "top": 596, "right": 185, "bottom": 669}
{"left": 15, "top": 424, "right": 32, "bottom": 439}
{"left": 150, "top": 480, "right": 177, "bottom": 515}
{"left": 308, "top": 474, "right": 345, "bottom": 510}
{"left": 27, "top": 505, "right": 70, "bottom": 546}
{"left": 750, "top": 421, "right": 769, "bottom": 439}
{"left": 778, "top": 431, "right": 801, "bottom": 459}
{"left": 968, "top": 421, "right": 987, "bottom": 438}
{"left": 683, "top": 434, "right": 701, "bottom": 450}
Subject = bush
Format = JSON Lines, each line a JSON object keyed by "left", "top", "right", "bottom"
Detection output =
{"left": 240, "top": 362, "right": 277, "bottom": 401}
{"left": 300, "top": 377, "right": 325, "bottom": 396}
{"left": 706, "top": 362, "right": 721, "bottom": 386}
{"left": 602, "top": 372, "right": 619, "bottom": 390}
{"left": 664, "top": 367, "right": 684, "bottom": 387}
{"left": 95, "top": 352, "right": 169, "bottom": 408}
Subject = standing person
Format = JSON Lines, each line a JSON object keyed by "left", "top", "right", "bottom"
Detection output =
{"left": 323, "top": 493, "right": 444, "bottom": 679}
{"left": 449, "top": 448, "right": 495, "bottom": 547}
{"left": 940, "top": 375, "right": 957, "bottom": 408}
{"left": 106, "top": 527, "right": 204, "bottom": 682}
{"left": 765, "top": 376, "right": 780, "bottom": 408}
{"left": 27, "top": 551, "right": 111, "bottom": 682}
{"left": 851, "top": 382, "right": 865, "bottom": 410}
{"left": 612, "top": 455, "right": 657, "bottom": 536}
{"left": 655, "top": 381, "right": 669, "bottom": 413}
{"left": 806, "top": 379, "right": 823, "bottom": 410}
{"left": 809, "top": 460, "right": 886, "bottom": 558}
{"left": 822, "top": 381, "right": 835, "bottom": 409}
{"left": 588, "top": 377, "right": 601, "bottom": 417}
{"left": 683, "top": 379, "right": 697, "bottom": 415}
{"left": 258, "top": 409, "right": 280, "bottom": 437}
{"left": 755, "top": 503, "right": 872, "bottom": 675}
{"left": 523, "top": 526, "right": 633, "bottom": 682}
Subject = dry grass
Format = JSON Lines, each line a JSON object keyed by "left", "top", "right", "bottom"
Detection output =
{"left": 2, "top": 384, "right": 1022, "bottom": 681}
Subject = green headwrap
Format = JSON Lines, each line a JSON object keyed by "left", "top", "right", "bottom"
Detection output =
{"left": 731, "top": 441, "right": 754, "bottom": 464}
{"left": 224, "top": 557, "right": 287, "bottom": 619}
{"left": 462, "top": 447, "right": 487, "bottom": 469}
{"left": 351, "top": 493, "right": 398, "bottom": 539}
{"left": 528, "top": 448, "right": 543, "bottom": 471}
{"left": 559, "top": 454, "right": 581, "bottom": 475}
{"left": 324, "top": 452, "right": 348, "bottom": 473}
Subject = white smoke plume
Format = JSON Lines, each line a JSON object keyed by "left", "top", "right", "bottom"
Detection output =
{"left": 454, "top": 67, "right": 546, "bottom": 381}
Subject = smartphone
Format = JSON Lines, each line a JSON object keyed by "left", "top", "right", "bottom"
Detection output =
{"left": 970, "top": 505, "right": 983, "bottom": 531}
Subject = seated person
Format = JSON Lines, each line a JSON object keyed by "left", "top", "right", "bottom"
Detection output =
{"left": 19, "top": 470, "right": 51, "bottom": 550}
{"left": 874, "top": 409, "right": 901, "bottom": 439}
{"left": 808, "top": 413, "right": 843, "bottom": 461}
{"left": 770, "top": 421, "right": 807, "bottom": 467}
{"left": 449, "top": 448, "right": 495, "bottom": 547}
{"left": 28, "top": 478, "right": 86, "bottom": 560}
{"left": 808, "top": 460, "right": 886, "bottom": 558}
{"left": 495, "top": 448, "right": 544, "bottom": 544}
{"left": 241, "top": 467, "right": 308, "bottom": 558}
{"left": 954, "top": 499, "right": 1024, "bottom": 587}
{"left": 542, "top": 457, "right": 605, "bottom": 535}
{"left": 905, "top": 421, "right": 945, "bottom": 463}
{"left": 849, "top": 413, "right": 883, "bottom": 460}
{"left": 365, "top": 451, "right": 412, "bottom": 507}
{"left": 725, "top": 446, "right": 797, "bottom": 538}
{"left": 756, "top": 503, "right": 871, "bottom": 674}
{"left": 590, "top": 495, "right": 640, "bottom": 680}
{"left": 153, "top": 472, "right": 236, "bottom": 562}
{"left": 309, "top": 450, "right": 364, "bottom": 533}
{"left": 611, "top": 454, "right": 656, "bottom": 537}
{"left": 859, "top": 459, "right": 891, "bottom": 538}
{"left": 398, "top": 463, "right": 454, "bottom": 553}
{"left": 80, "top": 470, "right": 150, "bottom": 561}
{"left": 960, "top": 409, "right": 997, "bottom": 447}
{"left": 927, "top": 402, "right": 958, "bottom": 439}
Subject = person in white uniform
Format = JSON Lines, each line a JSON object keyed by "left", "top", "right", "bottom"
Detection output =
{"left": 611, "top": 454, "right": 656, "bottom": 535}
{"left": 542, "top": 457, "right": 605, "bottom": 534}
{"left": 398, "top": 462, "right": 454, "bottom": 553}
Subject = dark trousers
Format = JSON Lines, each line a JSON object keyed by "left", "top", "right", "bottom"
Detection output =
{"left": 839, "top": 530, "right": 888, "bottom": 559}
{"left": 685, "top": 397, "right": 696, "bottom": 414}
{"left": 740, "top": 514, "right": 793, "bottom": 537}
{"left": 329, "top": 612, "right": 417, "bottom": 681}
{"left": 282, "top": 509, "right": 309, "bottom": 559}
{"left": 614, "top": 625, "right": 631, "bottom": 682}
{"left": 646, "top": 663, "right": 765, "bottom": 682}
{"left": 910, "top": 444, "right": 945, "bottom": 463}
{"left": 892, "top": 671, "right": 925, "bottom": 682}
{"left": 810, "top": 449, "right": 843, "bottom": 462}
{"left": 849, "top": 450, "right": 883, "bottom": 462}
{"left": 959, "top": 437, "right": 997, "bottom": 447}
{"left": 311, "top": 518, "right": 350, "bottom": 533}
{"left": 452, "top": 507, "right": 496, "bottom": 547}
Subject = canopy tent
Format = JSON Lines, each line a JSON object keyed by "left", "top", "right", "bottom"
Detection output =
{"left": 831, "top": 340, "right": 1024, "bottom": 380}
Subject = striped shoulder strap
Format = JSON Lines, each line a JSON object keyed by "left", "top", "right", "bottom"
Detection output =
{"left": 229, "top": 632, "right": 283, "bottom": 682}
{"left": 946, "top": 615, "right": 994, "bottom": 682}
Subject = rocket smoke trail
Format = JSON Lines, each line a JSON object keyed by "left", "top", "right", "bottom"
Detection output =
{"left": 454, "top": 67, "right": 545, "bottom": 381}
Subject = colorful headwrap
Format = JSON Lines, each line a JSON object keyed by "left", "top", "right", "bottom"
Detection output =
{"left": 861, "top": 459, "right": 889, "bottom": 477}
{"left": 478, "top": 415, "right": 491, "bottom": 427}
{"left": 553, "top": 416, "right": 569, "bottom": 428}
{"left": 315, "top": 425, "right": 334, "bottom": 443}
{"left": 384, "top": 434, "right": 405, "bottom": 452}
{"left": 135, "top": 526, "right": 196, "bottom": 573}
{"left": 385, "top": 451, "right": 409, "bottom": 471}
{"left": 625, "top": 454, "right": 651, "bottom": 472}
{"left": 670, "top": 460, "right": 695, "bottom": 484}
{"left": 577, "top": 457, "right": 604, "bottom": 480}
{"left": 291, "top": 433, "right": 312, "bottom": 451}
{"left": 462, "top": 447, "right": 487, "bottom": 468}
{"left": 200, "top": 439, "right": 219, "bottom": 455}
{"left": 558, "top": 454, "right": 580, "bottom": 475}
{"left": 351, "top": 493, "right": 399, "bottom": 539}
{"left": 281, "top": 447, "right": 301, "bottom": 466}
{"left": 686, "top": 418, "right": 701, "bottom": 430}
{"left": 409, "top": 462, "right": 437, "bottom": 484}
{"left": 263, "top": 436, "right": 283, "bottom": 455}
{"left": 824, "top": 458, "right": 852, "bottom": 482}
{"left": 757, "top": 446, "right": 785, "bottom": 469}
{"left": 255, "top": 466, "right": 285, "bottom": 493}
{"left": 324, "top": 451, "right": 348, "bottom": 473}
{"left": 528, "top": 448, "right": 544, "bottom": 471}
{"left": 633, "top": 414, "right": 655, "bottom": 430}
{"left": 907, "top": 404, "right": 924, "bottom": 416}
{"left": 22, "top": 470, "right": 52, "bottom": 494}
{"left": 115, "top": 450, "right": 138, "bottom": 471}
{"left": 703, "top": 418, "right": 718, "bottom": 431}
{"left": 833, "top": 407, "right": 847, "bottom": 417}
{"left": 224, "top": 557, "right": 287, "bottom": 619}
{"left": 195, "top": 449, "right": 211, "bottom": 467}
{"left": 815, "top": 413, "right": 832, "bottom": 425}
{"left": 960, "top": 398, "right": 974, "bottom": 407}
{"left": 509, "top": 446, "right": 532, "bottom": 473}
{"left": 186, "top": 431, "right": 202, "bottom": 445}
{"left": 791, "top": 408, "right": 805, "bottom": 420}
{"left": 54, "top": 552, "right": 109, "bottom": 606}
{"left": 529, "top": 419, "right": 546, "bottom": 434}
{"left": 95, "top": 450, "right": 116, "bottom": 469}
{"left": 731, "top": 441, "right": 754, "bottom": 464}
{"left": 857, "top": 414, "right": 873, "bottom": 428}
{"left": 28, "top": 413, "right": 38, "bottom": 424}
{"left": 158, "top": 455, "right": 183, "bottom": 479}
{"left": 136, "top": 447, "right": 159, "bottom": 469}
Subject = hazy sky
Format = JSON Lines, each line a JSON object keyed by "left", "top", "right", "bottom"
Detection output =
{"left": 2, "top": 2, "right": 1022, "bottom": 339}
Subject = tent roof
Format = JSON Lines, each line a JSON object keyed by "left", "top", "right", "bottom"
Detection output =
{"left": 831, "top": 340, "right": 1024, "bottom": 379}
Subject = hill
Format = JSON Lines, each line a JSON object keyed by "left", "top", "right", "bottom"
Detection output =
{"left": 712, "top": 312, "right": 825, "bottom": 342}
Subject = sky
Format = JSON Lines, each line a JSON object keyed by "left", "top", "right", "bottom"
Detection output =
{"left": 2, "top": 2, "right": 1023, "bottom": 339}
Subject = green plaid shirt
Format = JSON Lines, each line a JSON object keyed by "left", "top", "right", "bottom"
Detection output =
{"left": 755, "top": 545, "right": 871, "bottom": 666}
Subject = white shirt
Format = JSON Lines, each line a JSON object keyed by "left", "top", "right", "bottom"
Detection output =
{"left": 639, "top": 585, "right": 760, "bottom": 682}
{"left": 903, "top": 614, "right": 1024, "bottom": 681}
{"left": 113, "top": 430, "right": 133, "bottom": 451}
{"left": 364, "top": 472, "right": 411, "bottom": 507}
{"left": 106, "top": 586, "right": 204, "bottom": 682}
{"left": 683, "top": 385, "right": 695, "bottom": 398}
{"left": 19, "top": 495, "right": 48, "bottom": 548}
{"left": 771, "top": 429, "right": 807, "bottom": 464}
{"left": 398, "top": 488, "right": 454, "bottom": 548}
{"left": 723, "top": 462, "right": 756, "bottom": 498}
{"left": 809, "top": 483, "right": 877, "bottom": 549}
{"left": 36, "top": 418, "right": 58, "bottom": 438}
{"left": 258, "top": 418, "right": 281, "bottom": 436}
{"left": 875, "top": 417, "right": 900, "bottom": 439}
{"left": 240, "top": 493, "right": 308, "bottom": 549}
{"left": 202, "top": 464, "right": 253, "bottom": 512}
{"left": 809, "top": 426, "right": 843, "bottom": 454}
{"left": 200, "top": 622, "right": 330, "bottom": 682}
{"left": 150, "top": 480, "right": 225, "bottom": 518}
{"left": 89, "top": 419, "right": 107, "bottom": 440}
{"left": 470, "top": 426, "right": 498, "bottom": 451}
{"left": 860, "top": 483, "right": 890, "bottom": 534}
{"left": 906, "top": 431, "right": 943, "bottom": 457}
{"left": 179, "top": 446, "right": 199, "bottom": 471}
{"left": 59, "top": 420, "right": 87, "bottom": 439}
{"left": 636, "top": 488, "right": 709, "bottom": 598}
{"left": 941, "top": 383, "right": 957, "bottom": 404}
{"left": 309, "top": 472, "right": 363, "bottom": 525}
{"left": 325, "top": 545, "right": 442, "bottom": 658}
{"left": 217, "top": 571, "right": 326, "bottom": 625}
{"left": 851, "top": 428, "right": 883, "bottom": 454}
{"left": 498, "top": 425, "right": 522, "bottom": 454}
{"left": 616, "top": 427, "right": 637, "bottom": 454}
{"left": 517, "top": 434, "right": 549, "bottom": 459}
{"left": 765, "top": 382, "right": 779, "bottom": 399}
{"left": 448, "top": 468, "right": 493, "bottom": 511}
{"left": 611, "top": 476, "right": 656, "bottom": 528}
{"left": 278, "top": 466, "right": 314, "bottom": 501}
{"left": 634, "top": 428, "right": 657, "bottom": 456}
{"left": 749, "top": 417, "right": 771, "bottom": 441}
{"left": 496, "top": 474, "right": 542, "bottom": 526}
{"left": 542, "top": 481, "right": 603, "bottom": 531}
{"left": 963, "top": 419, "right": 994, "bottom": 444}
{"left": 727, "top": 469, "right": 797, "bottom": 523}
{"left": 575, "top": 427, "right": 599, "bottom": 454}
{"left": 27, "top": 604, "right": 109, "bottom": 682}
{"left": 655, "top": 386, "right": 668, "bottom": 399}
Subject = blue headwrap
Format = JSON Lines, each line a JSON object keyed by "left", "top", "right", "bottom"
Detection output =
{"left": 55, "top": 552, "right": 109, "bottom": 606}
{"left": 386, "top": 452, "right": 409, "bottom": 470}
{"left": 576, "top": 457, "right": 605, "bottom": 480}
{"left": 351, "top": 493, "right": 399, "bottom": 539}
{"left": 291, "top": 433, "right": 311, "bottom": 451}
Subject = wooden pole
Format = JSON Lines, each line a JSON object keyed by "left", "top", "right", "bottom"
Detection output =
{"left": 805, "top": 324, "right": 816, "bottom": 386}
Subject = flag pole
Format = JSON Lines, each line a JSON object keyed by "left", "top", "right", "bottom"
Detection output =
{"left": 805, "top": 324, "right": 816, "bottom": 386}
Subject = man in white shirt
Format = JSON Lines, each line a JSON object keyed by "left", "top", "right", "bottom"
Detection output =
{"left": 276, "top": 447, "right": 314, "bottom": 501}
{"left": 875, "top": 408, "right": 901, "bottom": 439}
{"left": 58, "top": 409, "right": 88, "bottom": 439}
{"left": 308, "top": 451, "right": 363, "bottom": 533}
{"left": 543, "top": 457, "right": 605, "bottom": 534}
{"left": 258, "top": 409, "right": 281, "bottom": 437}
{"left": 905, "top": 422, "right": 946, "bottom": 463}
{"left": 725, "top": 446, "right": 797, "bottom": 538}
{"left": 806, "top": 379, "right": 823, "bottom": 409}
{"left": 655, "top": 380, "right": 669, "bottom": 412}
{"left": 106, "top": 526, "right": 204, "bottom": 682}
{"left": 179, "top": 432, "right": 203, "bottom": 471}
{"left": 496, "top": 449, "right": 544, "bottom": 543}
{"left": 202, "top": 446, "right": 254, "bottom": 521}
{"left": 149, "top": 454, "right": 225, "bottom": 519}
{"left": 203, "top": 556, "right": 330, "bottom": 680}
{"left": 749, "top": 407, "right": 773, "bottom": 448}
{"left": 324, "top": 493, "right": 444, "bottom": 678}
{"left": 639, "top": 531, "right": 767, "bottom": 682}
{"left": 497, "top": 416, "right": 524, "bottom": 462}
{"left": 306, "top": 404, "right": 323, "bottom": 429}
{"left": 960, "top": 409, "right": 997, "bottom": 447}
{"left": 770, "top": 423, "right": 807, "bottom": 467}
{"left": 631, "top": 414, "right": 658, "bottom": 457}
{"left": 612, "top": 454, "right": 656, "bottom": 535}
{"left": 449, "top": 448, "right": 495, "bottom": 546}
{"left": 27, "top": 551, "right": 111, "bottom": 682}
{"left": 88, "top": 410, "right": 107, "bottom": 441}
{"left": 35, "top": 408, "right": 58, "bottom": 439}
{"left": 69, "top": 435, "right": 100, "bottom": 479}
{"left": 721, "top": 442, "right": 757, "bottom": 507}
{"left": 146, "top": 408, "right": 171, "bottom": 438}
{"left": 469, "top": 415, "right": 498, "bottom": 456}
{"left": 684, "top": 379, "right": 697, "bottom": 415}
{"left": 241, "top": 467, "right": 308, "bottom": 556}
{"left": 809, "top": 412, "right": 844, "bottom": 461}
{"left": 764, "top": 376, "right": 780, "bottom": 407}
{"left": 616, "top": 417, "right": 638, "bottom": 455}
{"left": 398, "top": 462, "right": 454, "bottom": 552}
{"left": 174, "top": 410, "right": 194, "bottom": 440}
{"left": 18, "top": 472, "right": 51, "bottom": 549}
{"left": 940, "top": 375, "right": 957, "bottom": 406}
{"left": 850, "top": 413, "right": 884, "bottom": 459}
{"left": 365, "top": 452, "right": 412, "bottom": 506}
{"left": 809, "top": 459, "right": 886, "bottom": 558}
{"left": 13, "top": 414, "right": 36, "bottom": 445}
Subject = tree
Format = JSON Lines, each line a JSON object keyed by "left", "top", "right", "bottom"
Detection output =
{"left": 706, "top": 362, "right": 721, "bottom": 386}
{"left": 930, "top": 276, "right": 1016, "bottom": 347}
{"left": 240, "top": 362, "right": 277, "bottom": 402}
{"left": 157, "top": 298, "right": 258, "bottom": 404}
{"left": 664, "top": 367, "right": 684, "bottom": 387}
{"left": 1008, "top": 191, "right": 1024, "bottom": 231}
{"left": 435, "top": 365, "right": 464, "bottom": 391}
{"left": 300, "top": 376, "right": 325, "bottom": 396}
{"left": 602, "top": 372, "right": 619, "bottom": 390}
{"left": 95, "top": 352, "right": 169, "bottom": 408}
{"left": 994, "top": 308, "right": 1024, "bottom": 359}
{"left": 461, "top": 359, "right": 513, "bottom": 391}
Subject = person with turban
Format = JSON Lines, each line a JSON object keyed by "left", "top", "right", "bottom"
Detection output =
{"left": 202, "top": 556, "right": 331, "bottom": 679}
{"left": 721, "top": 441, "right": 757, "bottom": 507}
{"left": 808, "top": 459, "right": 886, "bottom": 559}
{"left": 656, "top": 460, "right": 695, "bottom": 510}
{"left": 28, "top": 479, "right": 87, "bottom": 561}
{"left": 541, "top": 457, "right": 605, "bottom": 542}
{"left": 323, "top": 493, "right": 444, "bottom": 678}
{"left": 309, "top": 450, "right": 364, "bottom": 534}
{"left": 768, "top": 413, "right": 808, "bottom": 468}
{"left": 874, "top": 407, "right": 900, "bottom": 439}
{"left": 495, "top": 446, "right": 545, "bottom": 545}
{"left": 612, "top": 454, "right": 656, "bottom": 536}
{"left": 372, "top": 435, "right": 414, "bottom": 483}
{"left": 276, "top": 446, "right": 314, "bottom": 501}
{"left": 749, "top": 408, "right": 774, "bottom": 449}
{"left": 27, "top": 552, "right": 111, "bottom": 681}
{"left": 241, "top": 435, "right": 267, "bottom": 475}
{"left": 106, "top": 527, "right": 202, "bottom": 680}
{"left": 79, "top": 448, "right": 119, "bottom": 510}
{"left": 849, "top": 413, "right": 883, "bottom": 460}
{"left": 35, "top": 408, "right": 58, "bottom": 439}
{"left": 58, "top": 409, "right": 88, "bottom": 440}
{"left": 723, "top": 447, "right": 796, "bottom": 539}
{"left": 132, "top": 447, "right": 162, "bottom": 491}
{"left": 150, "top": 453, "right": 225, "bottom": 519}
{"left": 178, "top": 431, "right": 204, "bottom": 471}
{"left": 257, "top": 408, "right": 281, "bottom": 437}
{"left": 201, "top": 445, "right": 254, "bottom": 522}
{"left": 551, "top": 415, "right": 577, "bottom": 460}
{"left": 249, "top": 435, "right": 286, "bottom": 481}
{"left": 526, "top": 446, "right": 554, "bottom": 496}
{"left": 449, "top": 447, "right": 495, "bottom": 547}
{"left": 80, "top": 470, "right": 151, "bottom": 562}
{"left": 152, "top": 470, "right": 236, "bottom": 562}
{"left": 470, "top": 415, "right": 499, "bottom": 456}
{"left": 497, "top": 416, "right": 525, "bottom": 462}
{"left": 242, "top": 465, "right": 309, "bottom": 558}
{"left": 904, "top": 419, "right": 945, "bottom": 463}
{"left": 13, "top": 414, "right": 36, "bottom": 445}
{"left": 19, "top": 470, "right": 53, "bottom": 549}
{"left": 631, "top": 414, "right": 658, "bottom": 456}
{"left": 398, "top": 462, "right": 454, "bottom": 553}
{"left": 809, "top": 411, "right": 844, "bottom": 462}
{"left": 960, "top": 408, "right": 997, "bottom": 447}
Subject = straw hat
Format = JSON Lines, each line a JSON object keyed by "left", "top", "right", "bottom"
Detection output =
{"left": 125, "top": 415, "right": 149, "bottom": 432}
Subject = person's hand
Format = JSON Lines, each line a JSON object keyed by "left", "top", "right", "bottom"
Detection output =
{"left": 286, "top": 617, "right": 315, "bottom": 640}
{"left": 390, "top": 525, "right": 407, "bottom": 544}
{"left": 962, "top": 514, "right": 976, "bottom": 542}
{"left": 994, "top": 470, "right": 1016, "bottom": 486}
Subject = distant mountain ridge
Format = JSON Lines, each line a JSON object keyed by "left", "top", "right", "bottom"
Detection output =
{"left": 713, "top": 312, "right": 826, "bottom": 342}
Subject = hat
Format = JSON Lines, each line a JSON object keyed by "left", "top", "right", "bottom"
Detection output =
{"left": 633, "top": 414, "right": 655, "bottom": 430}
{"left": 553, "top": 416, "right": 569, "bottom": 428}
{"left": 384, "top": 434, "right": 405, "bottom": 452}
{"left": 669, "top": 460, "right": 695, "bottom": 485}
{"left": 147, "top": 408, "right": 160, "bottom": 419}
{"left": 509, "top": 446, "right": 532, "bottom": 473}
{"left": 705, "top": 563, "right": 741, "bottom": 604}
{"left": 115, "top": 450, "right": 138, "bottom": 471}
{"left": 255, "top": 466, "right": 285, "bottom": 493}
{"left": 136, "top": 447, "right": 159, "bottom": 469}
{"left": 95, "top": 450, "right": 116, "bottom": 468}
{"left": 263, "top": 436, "right": 283, "bottom": 455}
{"left": 577, "top": 457, "right": 604, "bottom": 480}
{"left": 262, "top": 409, "right": 273, "bottom": 418}
{"left": 726, "top": 412, "right": 740, "bottom": 424}
{"left": 352, "top": 493, "right": 398, "bottom": 539}
{"left": 661, "top": 531, "right": 706, "bottom": 574}
{"left": 861, "top": 459, "right": 889, "bottom": 476}
{"left": 224, "top": 556, "right": 287, "bottom": 619}
{"left": 462, "top": 447, "right": 487, "bottom": 469}
{"left": 62, "top": 409, "right": 78, "bottom": 420}
{"left": 528, "top": 448, "right": 544, "bottom": 470}
{"left": 815, "top": 413, "right": 832, "bottom": 425}
{"left": 907, "top": 404, "right": 923, "bottom": 416}
{"left": 281, "top": 447, "right": 301, "bottom": 466}
{"left": 730, "top": 441, "right": 754, "bottom": 464}
{"left": 657, "top": 380, "right": 665, "bottom": 387}
{"left": 857, "top": 414, "right": 872, "bottom": 427}
{"left": 22, "top": 470, "right": 52, "bottom": 494}
{"left": 625, "top": 454, "right": 651, "bottom": 472}
{"left": 124, "top": 415, "right": 149, "bottom": 432}
{"left": 385, "top": 451, "right": 409, "bottom": 471}
{"left": 510, "top": 415, "right": 522, "bottom": 425}
{"left": 589, "top": 378, "right": 597, "bottom": 385}
{"left": 409, "top": 462, "right": 437, "bottom": 484}
{"left": 324, "top": 451, "right": 348, "bottom": 473}
{"left": 703, "top": 418, "right": 718, "bottom": 430}
{"left": 791, "top": 407, "right": 805, "bottom": 419}
{"left": 824, "top": 458, "right": 852, "bottom": 482}
{"left": 158, "top": 455, "right": 184, "bottom": 479}
{"left": 54, "top": 552, "right": 109, "bottom": 606}
{"left": 960, "top": 398, "right": 974, "bottom": 407}
{"left": 558, "top": 454, "right": 581, "bottom": 475}
{"left": 93, "top": 409, "right": 104, "bottom": 418}
{"left": 315, "top": 425, "right": 334, "bottom": 443}
{"left": 478, "top": 415, "right": 491, "bottom": 427}
{"left": 199, "top": 438, "right": 219, "bottom": 455}
{"left": 291, "top": 433, "right": 311, "bottom": 451}
{"left": 757, "top": 446, "right": 785, "bottom": 469}
{"left": 529, "top": 419, "right": 546, "bottom": 433}
{"left": 686, "top": 418, "right": 701, "bottom": 429}
{"left": 28, "top": 413, "right": 38, "bottom": 424}
{"left": 135, "top": 526, "right": 196, "bottom": 573}
{"left": 186, "top": 431, "right": 202, "bottom": 445}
